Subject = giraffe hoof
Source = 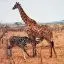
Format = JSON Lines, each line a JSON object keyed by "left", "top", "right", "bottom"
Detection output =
{"left": 32, "top": 54, "right": 36, "bottom": 57}
{"left": 49, "top": 55, "right": 52, "bottom": 58}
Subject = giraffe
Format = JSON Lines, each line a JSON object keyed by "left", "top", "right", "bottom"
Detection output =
{"left": 12, "top": 2, "right": 57, "bottom": 57}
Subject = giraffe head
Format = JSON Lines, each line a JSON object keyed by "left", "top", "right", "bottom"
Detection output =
{"left": 12, "top": 2, "right": 20, "bottom": 10}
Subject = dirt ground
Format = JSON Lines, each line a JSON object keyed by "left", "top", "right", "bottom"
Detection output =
{"left": 0, "top": 30, "right": 64, "bottom": 64}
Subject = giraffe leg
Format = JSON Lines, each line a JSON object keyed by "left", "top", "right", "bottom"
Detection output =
{"left": 51, "top": 41, "right": 57, "bottom": 57}
{"left": 22, "top": 47, "right": 31, "bottom": 57}
{"left": 49, "top": 42, "right": 52, "bottom": 57}
{"left": 33, "top": 46, "right": 36, "bottom": 57}
{"left": 7, "top": 41, "right": 12, "bottom": 57}
{"left": 22, "top": 49, "right": 26, "bottom": 60}
{"left": 1, "top": 38, "right": 3, "bottom": 44}
{"left": 7, "top": 45, "right": 12, "bottom": 57}
{"left": 32, "top": 42, "right": 37, "bottom": 57}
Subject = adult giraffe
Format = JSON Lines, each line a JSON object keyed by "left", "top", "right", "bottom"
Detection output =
{"left": 12, "top": 2, "right": 57, "bottom": 57}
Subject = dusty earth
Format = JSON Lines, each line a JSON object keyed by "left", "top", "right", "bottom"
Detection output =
{"left": 0, "top": 30, "right": 64, "bottom": 64}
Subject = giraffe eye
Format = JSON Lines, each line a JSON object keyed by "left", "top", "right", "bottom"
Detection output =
{"left": 21, "top": 10, "right": 23, "bottom": 12}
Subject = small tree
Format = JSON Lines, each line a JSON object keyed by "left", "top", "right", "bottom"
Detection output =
{"left": 15, "top": 22, "right": 22, "bottom": 26}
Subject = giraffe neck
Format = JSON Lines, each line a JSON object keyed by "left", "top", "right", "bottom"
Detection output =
{"left": 17, "top": 5, "right": 32, "bottom": 25}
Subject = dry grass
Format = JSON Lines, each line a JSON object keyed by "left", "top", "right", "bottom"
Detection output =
{"left": 0, "top": 29, "right": 64, "bottom": 64}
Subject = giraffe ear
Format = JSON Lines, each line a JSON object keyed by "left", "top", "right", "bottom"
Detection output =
{"left": 17, "top": 2, "right": 19, "bottom": 4}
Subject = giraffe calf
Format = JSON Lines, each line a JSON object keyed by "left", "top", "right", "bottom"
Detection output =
{"left": 7, "top": 36, "right": 33, "bottom": 59}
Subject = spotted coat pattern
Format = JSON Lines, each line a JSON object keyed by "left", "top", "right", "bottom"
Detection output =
{"left": 12, "top": 2, "right": 57, "bottom": 57}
